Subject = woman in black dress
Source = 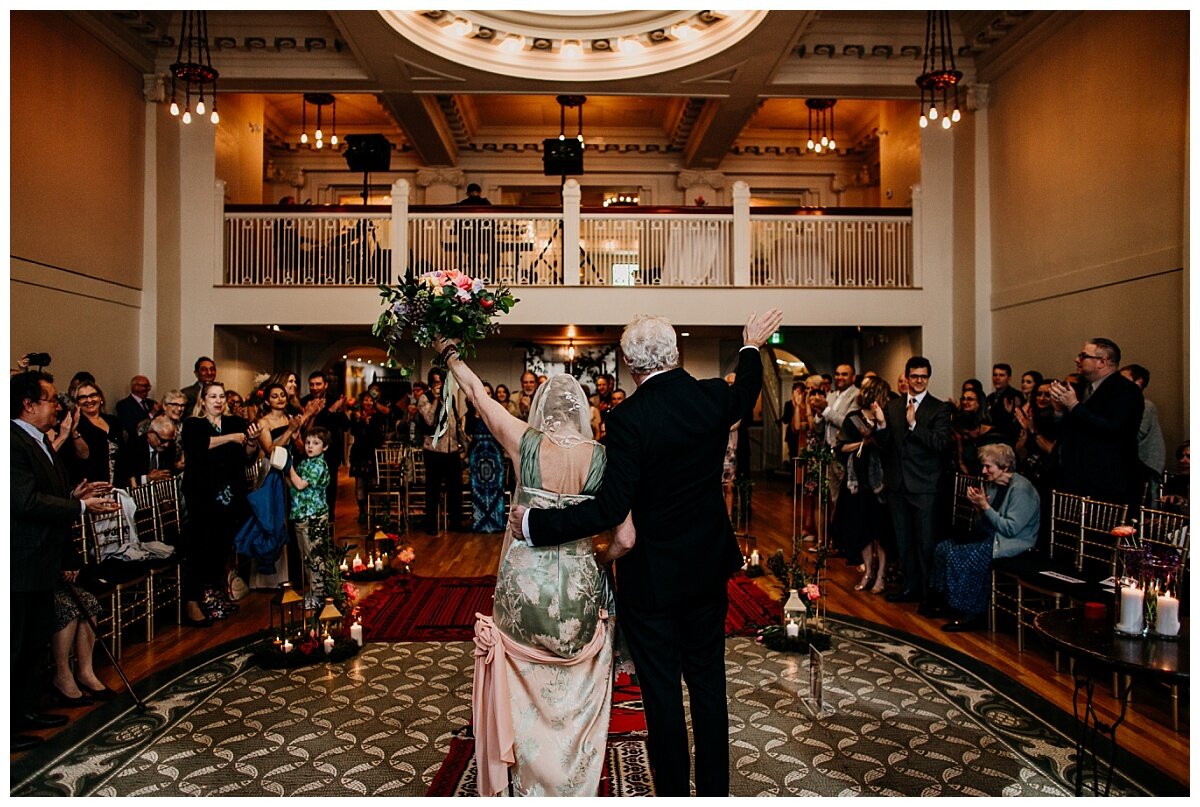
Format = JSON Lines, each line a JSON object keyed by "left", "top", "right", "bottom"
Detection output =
{"left": 831, "top": 378, "right": 893, "bottom": 594}
{"left": 348, "top": 394, "right": 388, "bottom": 525}
{"left": 64, "top": 382, "right": 125, "bottom": 486}
{"left": 180, "top": 381, "right": 261, "bottom": 626}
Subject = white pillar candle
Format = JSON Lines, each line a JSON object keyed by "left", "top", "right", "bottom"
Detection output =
{"left": 350, "top": 622, "right": 363, "bottom": 647}
{"left": 1155, "top": 594, "right": 1181, "bottom": 636}
{"left": 749, "top": 549, "right": 760, "bottom": 567}
{"left": 340, "top": 561, "right": 349, "bottom": 573}
{"left": 785, "top": 620, "right": 800, "bottom": 639}
{"left": 375, "top": 558, "right": 384, "bottom": 572}
{"left": 323, "top": 635, "right": 336, "bottom": 655}
{"left": 282, "top": 639, "right": 293, "bottom": 654}
{"left": 1117, "top": 585, "right": 1145, "bottom": 633}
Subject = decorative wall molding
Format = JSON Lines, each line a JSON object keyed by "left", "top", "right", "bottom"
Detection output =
{"left": 142, "top": 73, "right": 164, "bottom": 103}
{"left": 967, "top": 83, "right": 990, "bottom": 111}
{"left": 415, "top": 167, "right": 466, "bottom": 188}
{"left": 676, "top": 170, "right": 727, "bottom": 190}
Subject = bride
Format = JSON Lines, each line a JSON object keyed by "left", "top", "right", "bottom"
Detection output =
{"left": 432, "top": 336, "right": 634, "bottom": 797}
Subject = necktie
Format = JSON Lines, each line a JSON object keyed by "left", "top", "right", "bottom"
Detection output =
{"left": 1081, "top": 383, "right": 1093, "bottom": 402}
{"left": 142, "top": 399, "right": 152, "bottom": 414}
{"left": 906, "top": 397, "right": 916, "bottom": 425}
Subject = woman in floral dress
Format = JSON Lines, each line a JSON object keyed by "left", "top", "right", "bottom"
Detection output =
{"left": 434, "top": 336, "right": 634, "bottom": 797}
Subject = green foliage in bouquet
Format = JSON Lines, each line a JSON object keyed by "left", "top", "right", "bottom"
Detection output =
{"left": 374, "top": 267, "right": 518, "bottom": 362}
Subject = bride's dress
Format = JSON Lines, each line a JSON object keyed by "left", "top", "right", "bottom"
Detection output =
{"left": 473, "top": 426, "right": 614, "bottom": 797}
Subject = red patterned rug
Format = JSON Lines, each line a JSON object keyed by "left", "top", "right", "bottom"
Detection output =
{"left": 360, "top": 572, "right": 778, "bottom": 642}
{"left": 427, "top": 673, "right": 651, "bottom": 797}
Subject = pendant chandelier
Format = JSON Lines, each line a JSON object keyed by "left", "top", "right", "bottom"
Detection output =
{"left": 804, "top": 99, "right": 837, "bottom": 154}
{"left": 557, "top": 95, "right": 586, "bottom": 144}
{"left": 300, "top": 93, "right": 339, "bottom": 150}
{"left": 168, "top": 11, "right": 219, "bottom": 125}
{"left": 916, "top": 11, "right": 962, "bottom": 130}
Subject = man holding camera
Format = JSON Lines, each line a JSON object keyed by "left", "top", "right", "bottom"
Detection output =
{"left": 11, "top": 370, "right": 118, "bottom": 751}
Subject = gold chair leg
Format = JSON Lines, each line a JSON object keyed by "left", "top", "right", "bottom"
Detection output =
{"left": 1016, "top": 586, "right": 1024, "bottom": 652}
{"left": 146, "top": 580, "right": 155, "bottom": 641}
{"left": 1171, "top": 684, "right": 1179, "bottom": 732}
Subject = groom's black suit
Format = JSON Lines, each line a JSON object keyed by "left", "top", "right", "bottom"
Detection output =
{"left": 527, "top": 346, "right": 762, "bottom": 795}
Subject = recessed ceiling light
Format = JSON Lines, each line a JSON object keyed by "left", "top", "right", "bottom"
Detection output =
{"left": 680, "top": 331, "right": 690, "bottom": 337}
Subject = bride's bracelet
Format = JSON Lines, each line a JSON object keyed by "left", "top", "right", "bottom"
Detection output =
{"left": 437, "top": 343, "right": 459, "bottom": 363}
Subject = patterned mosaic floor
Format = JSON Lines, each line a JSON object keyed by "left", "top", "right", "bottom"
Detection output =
{"left": 11, "top": 618, "right": 1171, "bottom": 797}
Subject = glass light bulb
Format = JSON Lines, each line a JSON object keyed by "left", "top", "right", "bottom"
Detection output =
{"left": 211, "top": 109, "right": 220, "bottom": 124}
{"left": 562, "top": 41, "right": 582, "bottom": 59}
{"left": 196, "top": 99, "right": 205, "bottom": 115}
{"left": 170, "top": 100, "right": 180, "bottom": 116}
{"left": 315, "top": 128, "right": 323, "bottom": 140}
{"left": 942, "top": 116, "right": 951, "bottom": 129}
{"left": 829, "top": 139, "right": 836, "bottom": 150}
{"left": 316, "top": 139, "right": 323, "bottom": 149}
{"left": 577, "top": 134, "right": 583, "bottom": 143}
{"left": 559, "top": 133, "right": 565, "bottom": 141}
{"left": 820, "top": 135, "right": 828, "bottom": 146}
{"left": 301, "top": 132, "right": 309, "bottom": 144}
{"left": 951, "top": 108, "right": 961, "bottom": 123}
{"left": 929, "top": 106, "right": 938, "bottom": 120}
{"left": 919, "top": 115, "right": 928, "bottom": 128}
{"left": 182, "top": 109, "right": 192, "bottom": 124}
{"left": 814, "top": 143, "right": 822, "bottom": 153}
{"left": 806, "top": 138, "right": 815, "bottom": 149}
{"left": 500, "top": 34, "right": 524, "bottom": 53}
{"left": 330, "top": 134, "right": 338, "bottom": 145}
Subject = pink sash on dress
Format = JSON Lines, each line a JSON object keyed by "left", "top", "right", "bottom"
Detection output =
{"left": 472, "top": 609, "right": 610, "bottom": 797}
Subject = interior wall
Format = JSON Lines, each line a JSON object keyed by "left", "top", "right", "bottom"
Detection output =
{"left": 952, "top": 109, "right": 978, "bottom": 388}
{"left": 988, "top": 11, "right": 1188, "bottom": 452}
{"left": 10, "top": 12, "right": 146, "bottom": 393}
{"left": 878, "top": 100, "right": 921, "bottom": 207}
{"left": 213, "top": 326, "right": 277, "bottom": 400}
{"left": 215, "top": 94, "right": 265, "bottom": 204}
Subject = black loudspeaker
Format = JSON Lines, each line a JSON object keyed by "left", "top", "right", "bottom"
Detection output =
{"left": 343, "top": 134, "right": 392, "bottom": 173}
{"left": 542, "top": 138, "right": 584, "bottom": 176}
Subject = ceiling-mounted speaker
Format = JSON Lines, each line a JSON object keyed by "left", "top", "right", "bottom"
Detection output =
{"left": 542, "top": 138, "right": 583, "bottom": 176}
{"left": 343, "top": 134, "right": 392, "bottom": 173}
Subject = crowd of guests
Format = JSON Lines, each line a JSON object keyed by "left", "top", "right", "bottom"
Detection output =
{"left": 780, "top": 338, "right": 1187, "bottom": 633}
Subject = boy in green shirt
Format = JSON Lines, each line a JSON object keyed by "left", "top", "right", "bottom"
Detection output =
{"left": 288, "top": 426, "right": 332, "bottom": 603}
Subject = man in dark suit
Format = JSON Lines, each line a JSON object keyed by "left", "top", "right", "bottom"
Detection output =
{"left": 300, "top": 370, "right": 350, "bottom": 518}
{"left": 114, "top": 375, "right": 158, "bottom": 438}
{"left": 510, "top": 308, "right": 784, "bottom": 796}
{"left": 122, "top": 415, "right": 179, "bottom": 488}
{"left": 180, "top": 356, "right": 217, "bottom": 415}
{"left": 1050, "top": 338, "right": 1144, "bottom": 506}
{"left": 11, "top": 371, "right": 118, "bottom": 751}
{"left": 871, "top": 356, "right": 953, "bottom": 613}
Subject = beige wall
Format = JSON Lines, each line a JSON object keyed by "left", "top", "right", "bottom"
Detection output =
{"left": 952, "top": 110, "right": 977, "bottom": 388}
{"left": 988, "top": 11, "right": 1188, "bottom": 453}
{"left": 215, "top": 94, "right": 265, "bottom": 204}
{"left": 10, "top": 12, "right": 147, "bottom": 393}
{"left": 878, "top": 101, "right": 921, "bottom": 208}
{"left": 10, "top": 12, "right": 145, "bottom": 288}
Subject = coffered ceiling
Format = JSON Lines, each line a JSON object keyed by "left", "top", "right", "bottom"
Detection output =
{"left": 70, "top": 9, "right": 1068, "bottom": 169}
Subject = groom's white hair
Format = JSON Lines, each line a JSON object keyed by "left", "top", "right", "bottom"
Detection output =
{"left": 621, "top": 314, "right": 679, "bottom": 375}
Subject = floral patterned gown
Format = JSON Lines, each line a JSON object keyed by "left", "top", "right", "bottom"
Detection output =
{"left": 486, "top": 427, "right": 615, "bottom": 796}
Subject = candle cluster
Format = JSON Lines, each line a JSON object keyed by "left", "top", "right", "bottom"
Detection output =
{"left": 342, "top": 551, "right": 390, "bottom": 575}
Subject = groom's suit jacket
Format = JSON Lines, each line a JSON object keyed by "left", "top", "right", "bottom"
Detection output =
{"left": 528, "top": 347, "right": 763, "bottom": 612}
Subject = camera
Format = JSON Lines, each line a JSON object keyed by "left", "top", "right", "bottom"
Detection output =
{"left": 24, "top": 352, "right": 51, "bottom": 367}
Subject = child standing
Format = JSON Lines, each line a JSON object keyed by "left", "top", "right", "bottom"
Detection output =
{"left": 288, "top": 426, "right": 332, "bottom": 605}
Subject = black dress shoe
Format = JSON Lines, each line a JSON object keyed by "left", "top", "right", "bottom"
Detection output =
{"left": 76, "top": 680, "right": 117, "bottom": 701}
{"left": 17, "top": 712, "right": 68, "bottom": 730}
{"left": 182, "top": 615, "right": 213, "bottom": 628}
{"left": 49, "top": 684, "right": 94, "bottom": 707}
{"left": 917, "top": 600, "right": 946, "bottom": 618}
{"left": 885, "top": 589, "right": 921, "bottom": 604}
{"left": 942, "top": 616, "right": 986, "bottom": 633}
{"left": 11, "top": 734, "right": 43, "bottom": 752}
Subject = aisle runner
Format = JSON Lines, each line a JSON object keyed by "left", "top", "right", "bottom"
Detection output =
{"left": 427, "top": 674, "right": 650, "bottom": 797}
{"left": 360, "top": 572, "right": 778, "bottom": 642}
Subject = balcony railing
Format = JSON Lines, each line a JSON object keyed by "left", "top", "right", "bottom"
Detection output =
{"left": 221, "top": 180, "right": 914, "bottom": 289}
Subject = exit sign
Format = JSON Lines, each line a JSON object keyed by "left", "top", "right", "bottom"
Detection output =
{"left": 769, "top": 332, "right": 783, "bottom": 345}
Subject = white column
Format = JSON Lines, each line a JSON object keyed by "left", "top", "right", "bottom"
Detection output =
{"left": 177, "top": 118, "right": 219, "bottom": 380}
{"left": 971, "top": 85, "right": 993, "bottom": 379}
{"left": 392, "top": 178, "right": 410, "bottom": 282}
{"left": 732, "top": 180, "right": 751, "bottom": 287}
{"left": 917, "top": 125, "right": 955, "bottom": 400}
{"left": 562, "top": 178, "right": 581, "bottom": 286}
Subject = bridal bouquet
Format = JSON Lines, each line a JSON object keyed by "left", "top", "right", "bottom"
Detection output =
{"left": 374, "top": 268, "right": 518, "bottom": 361}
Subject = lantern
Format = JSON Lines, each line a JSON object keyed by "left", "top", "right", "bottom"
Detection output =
{"left": 318, "top": 597, "right": 343, "bottom": 635}
{"left": 270, "top": 582, "right": 307, "bottom": 636}
{"left": 783, "top": 588, "right": 806, "bottom": 637}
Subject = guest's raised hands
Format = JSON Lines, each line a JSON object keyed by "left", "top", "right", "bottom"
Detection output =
{"left": 742, "top": 308, "right": 784, "bottom": 349}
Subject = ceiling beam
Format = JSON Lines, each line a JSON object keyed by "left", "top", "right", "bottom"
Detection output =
{"left": 377, "top": 92, "right": 458, "bottom": 166}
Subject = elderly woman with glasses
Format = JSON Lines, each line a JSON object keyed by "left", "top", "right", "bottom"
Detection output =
{"left": 64, "top": 382, "right": 126, "bottom": 486}
{"left": 930, "top": 442, "right": 1040, "bottom": 632}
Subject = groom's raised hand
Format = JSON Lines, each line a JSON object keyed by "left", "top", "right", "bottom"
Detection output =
{"left": 743, "top": 308, "right": 784, "bottom": 348}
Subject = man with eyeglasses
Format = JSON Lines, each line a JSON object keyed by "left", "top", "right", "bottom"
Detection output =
{"left": 11, "top": 371, "right": 119, "bottom": 752}
{"left": 1049, "top": 338, "right": 1143, "bottom": 505}
{"left": 114, "top": 375, "right": 159, "bottom": 439}
{"left": 124, "top": 415, "right": 180, "bottom": 487}
{"left": 870, "top": 356, "right": 952, "bottom": 614}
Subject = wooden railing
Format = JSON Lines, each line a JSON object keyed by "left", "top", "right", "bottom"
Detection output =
{"left": 221, "top": 180, "right": 914, "bottom": 288}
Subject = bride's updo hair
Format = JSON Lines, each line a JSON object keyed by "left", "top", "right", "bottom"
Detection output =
{"left": 529, "top": 373, "right": 592, "bottom": 448}
{"left": 621, "top": 314, "right": 679, "bottom": 375}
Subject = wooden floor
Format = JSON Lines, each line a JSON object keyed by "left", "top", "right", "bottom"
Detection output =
{"left": 19, "top": 470, "right": 1191, "bottom": 787}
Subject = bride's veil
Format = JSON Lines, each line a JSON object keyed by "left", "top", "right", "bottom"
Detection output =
{"left": 526, "top": 373, "right": 593, "bottom": 449}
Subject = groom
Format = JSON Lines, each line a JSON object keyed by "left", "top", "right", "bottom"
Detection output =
{"left": 511, "top": 308, "right": 783, "bottom": 796}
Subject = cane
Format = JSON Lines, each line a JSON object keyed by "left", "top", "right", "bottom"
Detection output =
{"left": 63, "top": 580, "right": 149, "bottom": 714}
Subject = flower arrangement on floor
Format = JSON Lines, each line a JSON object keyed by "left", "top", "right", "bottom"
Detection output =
{"left": 373, "top": 268, "right": 518, "bottom": 361}
{"left": 342, "top": 531, "right": 415, "bottom": 582}
{"left": 251, "top": 628, "right": 361, "bottom": 669}
{"left": 759, "top": 545, "right": 831, "bottom": 653}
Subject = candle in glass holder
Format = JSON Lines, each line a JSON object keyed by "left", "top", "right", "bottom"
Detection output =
{"left": 785, "top": 620, "right": 800, "bottom": 639}
{"left": 323, "top": 635, "right": 335, "bottom": 655}
{"left": 374, "top": 557, "right": 384, "bottom": 572}
{"left": 1116, "top": 584, "right": 1145, "bottom": 634}
{"left": 350, "top": 621, "right": 363, "bottom": 647}
{"left": 1155, "top": 593, "right": 1181, "bottom": 636}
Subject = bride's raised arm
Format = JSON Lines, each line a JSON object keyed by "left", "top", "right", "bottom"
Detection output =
{"left": 432, "top": 336, "right": 527, "bottom": 458}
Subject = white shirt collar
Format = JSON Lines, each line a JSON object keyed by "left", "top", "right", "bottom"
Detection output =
{"left": 909, "top": 389, "right": 928, "bottom": 406}
{"left": 12, "top": 418, "right": 53, "bottom": 460}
